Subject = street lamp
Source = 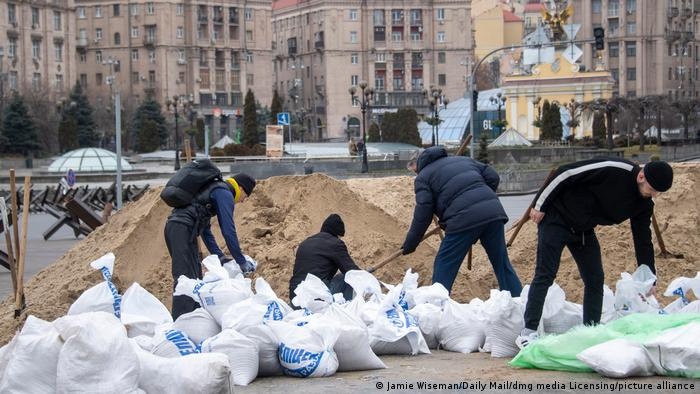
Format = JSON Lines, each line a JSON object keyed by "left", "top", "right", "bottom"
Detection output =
{"left": 166, "top": 94, "right": 195, "bottom": 170}
{"left": 348, "top": 81, "right": 374, "bottom": 173}
{"left": 489, "top": 92, "right": 507, "bottom": 134}
{"left": 0, "top": 47, "right": 5, "bottom": 118}
{"left": 423, "top": 86, "right": 449, "bottom": 146}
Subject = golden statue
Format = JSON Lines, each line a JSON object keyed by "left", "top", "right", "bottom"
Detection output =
{"left": 542, "top": 0, "right": 574, "bottom": 41}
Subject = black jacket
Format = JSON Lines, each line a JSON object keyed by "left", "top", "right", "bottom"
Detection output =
{"left": 533, "top": 157, "right": 656, "bottom": 272}
{"left": 402, "top": 146, "right": 507, "bottom": 253}
{"left": 289, "top": 231, "right": 359, "bottom": 298}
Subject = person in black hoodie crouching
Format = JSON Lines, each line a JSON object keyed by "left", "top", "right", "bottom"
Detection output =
{"left": 289, "top": 214, "right": 359, "bottom": 303}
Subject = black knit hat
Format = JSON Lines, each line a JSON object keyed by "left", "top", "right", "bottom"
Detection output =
{"left": 320, "top": 214, "right": 345, "bottom": 237}
{"left": 232, "top": 173, "right": 256, "bottom": 195}
{"left": 643, "top": 161, "right": 673, "bottom": 192}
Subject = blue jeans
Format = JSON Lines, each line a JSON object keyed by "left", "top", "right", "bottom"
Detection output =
{"left": 433, "top": 220, "right": 522, "bottom": 296}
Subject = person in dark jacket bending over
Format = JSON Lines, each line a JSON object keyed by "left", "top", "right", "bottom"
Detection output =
{"left": 516, "top": 158, "right": 673, "bottom": 348}
{"left": 401, "top": 146, "right": 522, "bottom": 296}
{"left": 289, "top": 214, "right": 360, "bottom": 303}
{"left": 165, "top": 173, "right": 257, "bottom": 319}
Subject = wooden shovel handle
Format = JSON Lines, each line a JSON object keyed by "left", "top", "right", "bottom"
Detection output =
{"left": 367, "top": 226, "right": 442, "bottom": 273}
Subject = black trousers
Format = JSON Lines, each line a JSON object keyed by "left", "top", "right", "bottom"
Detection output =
{"left": 523, "top": 211, "right": 604, "bottom": 330}
{"left": 164, "top": 221, "right": 202, "bottom": 320}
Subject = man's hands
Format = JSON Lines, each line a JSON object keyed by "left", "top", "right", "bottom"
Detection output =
{"left": 529, "top": 208, "right": 545, "bottom": 224}
{"left": 239, "top": 255, "right": 258, "bottom": 274}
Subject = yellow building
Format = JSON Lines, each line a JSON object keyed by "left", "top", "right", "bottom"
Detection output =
{"left": 502, "top": 55, "right": 614, "bottom": 140}
{"left": 473, "top": 5, "right": 524, "bottom": 60}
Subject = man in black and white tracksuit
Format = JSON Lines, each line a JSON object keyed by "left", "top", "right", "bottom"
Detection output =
{"left": 517, "top": 158, "right": 674, "bottom": 348}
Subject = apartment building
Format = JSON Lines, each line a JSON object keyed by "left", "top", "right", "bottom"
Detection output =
{"left": 0, "top": 0, "right": 76, "bottom": 99}
{"left": 573, "top": 0, "right": 700, "bottom": 100}
{"left": 272, "top": 0, "right": 473, "bottom": 141}
{"left": 73, "top": 0, "right": 273, "bottom": 137}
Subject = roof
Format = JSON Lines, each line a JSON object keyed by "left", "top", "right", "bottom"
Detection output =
{"left": 48, "top": 148, "right": 133, "bottom": 173}
{"left": 523, "top": 3, "right": 545, "bottom": 13}
{"left": 272, "top": 0, "right": 299, "bottom": 11}
{"left": 503, "top": 10, "right": 523, "bottom": 22}
{"left": 488, "top": 128, "right": 533, "bottom": 147}
{"left": 212, "top": 135, "right": 236, "bottom": 149}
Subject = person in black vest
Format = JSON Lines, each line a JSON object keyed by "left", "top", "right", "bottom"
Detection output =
{"left": 164, "top": 173, "right": 256, "bottom": 319}
{"left": 289, "top": 214, "right": 359, "bottom": 303}
{"left": 401, "top": 146, "right": 522, "bottom": 296}
{"left": 516, "top": 159, "right": 674, "bottom": 349}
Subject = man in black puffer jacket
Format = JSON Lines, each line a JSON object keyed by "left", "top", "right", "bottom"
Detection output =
{"left": 401, "top": 146, "right": 522, "bottom": 296}
{"left": 289, "top": 214, "right": 359, "bottom": 303}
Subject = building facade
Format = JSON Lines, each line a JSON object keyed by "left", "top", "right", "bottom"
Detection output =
{"left": 573, "top": 0, "right": 699, "bottom": 100}
{"left": 272, "top": 0, "right": 474, "bottom": 141}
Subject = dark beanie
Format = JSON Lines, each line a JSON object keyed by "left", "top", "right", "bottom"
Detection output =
{"left": 320, "top": 214, "right": 345, "bottom": 237}
{"left": 643, "top": 161, "right": 673, "bottom": 192}
{"left": 233, "top": 173, "right": 256, "bottom": 195}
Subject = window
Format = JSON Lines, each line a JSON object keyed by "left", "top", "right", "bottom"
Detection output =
{"left": 53, "top": 11, "right": 61, "bottom": 30}
{"left": 79, "top": 52, "right": 86, "bottom": 63}
{"left": 246, "top": 73, "right": 254, "bottom": 86}
{"left": 32, "top": 40, "right": 41, "bottom": 59}
{"left": 32, "top": 73, "right": 41, "bottom": 91}
{"left": 350, "top": 31, "right": 358, "bottom": 43}
{"left": 179, "top": 72, "right": 185, "bottom": 83}
{"left": 114, "top": 33, "right": 121, "bottom": 44}
{"left": 627, "top": 67, "right": 636, "bottom": 80}
{"left": 177, "top": 4, "right": 184, "bottom": 16}
{"left": 80, "top": 73, "right": 88, "bottom": 87}
{"left": 149, "top": 50, "right": 156, "bottom": 63}
{"left": 392, "top": 31, "right": 402, "bottom": 41}
{"left": 611, "top": 68, "right": 618, "bottom": 81}
{"left": 349, "top": 9, "right": 358, "bottom": 21}
{"left": 626, "top": 0, "right": 636, "bottom": 13}
{"left": 177, "top": 27, "right": 184, "bottom": 38}
{"left": 32, "top": 7, "right": 39, "bottom": 27}
{"left": 436, "top": 8, "right": 445, "bottom": 20}
{"left": 96, "top": 28, "right": 103, "bottom": 40}
{"left": 373, "top": 10, "right": 385, "bottom": 26}
{"left": 351, "top": 53, "right": 358, "bottom": 64}
{"left": 8, "top": 38, "right": 17, "bottom": 58}
{"left": 131, "top": 26, "right": 139, "bottom": 38}
{"left": 96, "top": 73, "right": 103, "bottom": 86}
{"left": 149, "top": 70, "right": 156, "bottom": 85}
{"left": 113, "top": 4, "right": 121, "bottom": 17}
{"left": 96, "top": 50, "right": 103, "bottom": 63}
{"left": 392, "top": 9, "right": 403, "bottom": 24}
{"left": 609, "top": 42, "right": 619, "bottom": 57}
{"left": 95, "top": 6, "right": 102, "bottom": 18}
{"left": 9, "top": 71, "right": 18, "bottom": 90}
{"left": 626, "top": 22, "right": 636, "bottom": 34}
{"left": 178, "top": 49, "right": 185, "bottom": 62}
{"left": 668, "top": 67, "right": 673, "bottom": 80}
{"left": 437, "top": 74, "right": 446, "bottom": 86}
{"left": 78, "top": 6, "right": 86, "bottom": 19}
{"left": 626, "top": 41, "right": 636, "bottom": 57}
{"left": 246, "top": 53, "right": 253, "bottom": 63}
{"left": 437, "top": 31, "right": 445, "bottom": 43}
{"left": 244, "top": 8, "right": 252, "bottom": 20}
{"left": 245, "top": 29, "right": 253, "bottom": 41}
{"left": 54, "top": 42, "right": 63, "bottom": 62}
{"left": 146, "top": 2, "right": 155, "bottom": 15}
{"left": 131, "top": 49, "right": 139, "bottom": 60}
{"left": 376, "top": 53, "right": 385, "bottom": 62}
{"left": 592, "top": 0, "right": 601, "bottom": 13}
{"left": 132, "top": 72, "right": 140, "bottom": 84}
{"left": 351, "top": 75, "right": 358, "bottom": 86}
{"left": 55, "top": 74, "right": 64, "bottom": 91}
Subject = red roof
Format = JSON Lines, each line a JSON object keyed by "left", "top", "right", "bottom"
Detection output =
{"left": 523, "top": 3, "right": 545, "bottom": 13}
{"left": 272, "top": 0, "right": 299, "bottom": 11}
{"left": 503, "top": 10, "right": 523, "bottom": 22}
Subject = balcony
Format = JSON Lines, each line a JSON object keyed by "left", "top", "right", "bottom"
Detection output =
{"left": 144, "top": 36, "right": 156, "bottom": 46}
{"left": 229, "top": 15, "right": 238, "bottom": 25}
{"left": 231, "top": 61, "right": 240, "bottom": 70}
{"left": 213, "top": 15, "right": 223, "bottom": 23}
{"left": 682, "top": 8, "right": 693, "bottom": 19}
{"left": 410, "top": 18, "right": 422, "bottom": 26}
{"left": 375, "top": 62, "right": 386, "bottom": 70}
{"left": 198, "top": 14, "right": 208, "bottom": 23}
{"left": 668, "top": 7, "right": 679, "bottom": 18}
{"left": 76, "top": 37, "right": 88, "bottom": 48}
{"left": 411, "top": 61, "right": 422, "bottom": 69}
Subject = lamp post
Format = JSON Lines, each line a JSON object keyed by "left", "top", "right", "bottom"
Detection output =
{"left": 0, "top": 47, "right": 5, "bottom": 120}
{"left": 489, "top": 92, "right": 507, "bottom": 135}
{"left": 166, "top": 94, "right": 195, "bottom": 170}
{"left": 348, "top": 81, "right": 374, "bottom": 173}
{"left": 296, "top": 107, "right": 307, "bottom": 143}
{"left": 423, "top": 86, "right": 449, "bottom": 146}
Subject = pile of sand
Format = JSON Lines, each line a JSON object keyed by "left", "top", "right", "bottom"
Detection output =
{"left": 0, "top": 165, "right": 698, "bottom": 344}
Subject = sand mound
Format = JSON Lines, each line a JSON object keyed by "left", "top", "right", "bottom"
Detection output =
{"left": 1, "top": 165, "right": 698, "bottom": 344}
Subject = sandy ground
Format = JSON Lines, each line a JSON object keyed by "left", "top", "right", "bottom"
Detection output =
{"left": 0, "top": 165, "right": 698, "bottom": 389}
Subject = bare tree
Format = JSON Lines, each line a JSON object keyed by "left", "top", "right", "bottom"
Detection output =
{"left": 671, "top": 98, "right": 700, "bottom": 140}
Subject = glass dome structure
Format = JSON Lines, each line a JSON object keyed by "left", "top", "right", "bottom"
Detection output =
{"left": 48, "top": 148, "right": 133, "bottom": 173}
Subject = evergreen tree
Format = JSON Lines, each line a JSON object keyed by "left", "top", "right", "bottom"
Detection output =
{"left": 242, "top": 90, "right": 258, "bottom": 147}
{"left": 1, "top": 94, "right": 40, "bottom": 155}
{"left": 65, "top": 82, "right": 99, "bottom": 147}
{"left": 256, "top": 103, "right": 270, "bottom": 143}
{"left": 270, "top": 90, "right": 283, "bottom": 125}
{"left": 367, "top": 122, "right": 380, "bottom": 142}
{"left": 477, "top": 131, "right": 489, "bottom": 164}
{"left": 58, "top": 116, "right": 79, "bottom": 153}
{"left": 592, "top": 111, "right": 607, "bottom": 146}
{"left": 136, "top": 117, "right": 162, "bottom": 152}
{"left": 396, "top": 108, "right": 421, "bottom": 146}
{"left": 128, "top": 90, "right": 168, "bottom": 152}
{"left": 193, "top": 118, "right": 205, "bottom": 150}
{"left": 549, "top": 102, "right": 563, "bottom": 141}
{"left": 539, "top": 99, "right": 553, "bottom": 140}
{"left": 380, "top": 112, "right": 399, "bottom": 142}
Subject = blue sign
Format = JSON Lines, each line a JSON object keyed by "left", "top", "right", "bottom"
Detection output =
{"left": 277, "top": 112, "right": 290, "bottom": 126}
{"left": 66, "top": 169, "right": 76, "bottom": 187}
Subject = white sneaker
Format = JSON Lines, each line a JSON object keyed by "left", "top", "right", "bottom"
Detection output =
{"left": 515, "top": 332, "right": 539, "bottom": 349}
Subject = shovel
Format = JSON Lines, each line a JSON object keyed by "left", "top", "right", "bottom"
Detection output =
{"left": 367, "top": 226, "right": 442, "bottom": 274}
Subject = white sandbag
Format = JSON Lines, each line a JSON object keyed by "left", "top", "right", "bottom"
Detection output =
{"left": 344, "top": 270, "right": 382, "bottom": 298}
{"left": 68, "top": 253, "right": 122, "bottom": 318}
{"left": 201, "top": 329, "right": 258, "bottom": 386}
{"left": 545, "top": 301, "right": 582, "bottom": 334}
{"left": 614, "top": 265, "right": 660, "bottom": 314}
{"left": 221, "top": 278, "right": 292, "bottom": 331}
{"left": 601, "top": 285, "right": 621, "bottom": 323}
{"left": 255, "top": 278, "right": 293, "bottom": 319}
{"left": 172, "top": 308, "right": 221, "bottom": 345}
{"left": 369, "top": 284, "right": 430, "bottom": 356}
{"left": 268, "top": 320, "right": 339, "bottom": 378}
{"left": 0, "top": 316, "right": 63, "bottom": 393}
{"left": 322, "top": 304, "right": 385, "bottom": 371}
{"left": 132, "top": 335, "right": 155, "bottom": 352}
{"left": 121, "top": 283, "right": 173, "bottom": 337}
{"left": 483, "top": 290, "right": 524, "bottom": 358}
{"left": 410, "top": 283, "right": 450, "bottom": 308}
{"left": 291, "top": 273, "right": 333, "bottom": 313}
{"left": 343, "top": 296, "right": 381, "bottom": 327}
{"left": 0, "top": 334, "right": 18, "bottom": 381}
{"left": 409, "top": 303, "right": 442, "bottom": 349}
{"left": 151, "top": 328, "right": 199, "bottom": 358}
{"left": 680, "top": 300, "right": 700, "bottom": 313}
{"left": 131, "top": 342, "right": 231, "bottom": 394}
{"left": 397, "top": 269, "right": 419, "bottom": 309}
{"left": 644, "top": 321, "right": 700, "bottom": 378}
{"left": 53, "top": 311, "right": 140, "bottom": 393}
{"left": 239, "top": 324, "right": 284, "bottom": 377}
{"left": 663, "top": 272, "right": 700, "bottom": 299}
{"left": 663, "top": 298, "right": 689, "bottom": 314}
{"left": 577, "top": 338, "right": 657, "bottom": 378}
{"left": 437, "top": 300, "right": 485, "bottom": 353}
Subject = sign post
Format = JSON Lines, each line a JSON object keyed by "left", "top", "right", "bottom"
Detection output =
{"left": 277, "top": 112, "right": 290, "bottom": 155}
{"left": 66, "top": 169, "right": 76, "bottom": 188}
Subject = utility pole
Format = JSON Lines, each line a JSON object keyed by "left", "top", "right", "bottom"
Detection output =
{"left": 104, "top": 57, "right": 123, "bottom": 210}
